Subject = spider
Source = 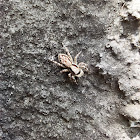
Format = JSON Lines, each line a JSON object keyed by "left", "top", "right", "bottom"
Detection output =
{"left": 50, "top": 47, "right": 88, "bottom": 84}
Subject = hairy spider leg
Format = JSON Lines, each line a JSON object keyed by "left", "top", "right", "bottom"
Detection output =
{"left": 74, "top": 51, "right": 81, "bottom": 64}
{"left": 60, "top": 69, "right": 69, "bottom": 73}
{"left": 51, "top": 60, "right": 66, "bottom": 68}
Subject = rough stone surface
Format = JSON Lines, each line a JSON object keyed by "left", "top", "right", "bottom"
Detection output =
{"left": 121, "top": 104, "right": 140, "bottom": 127}
{"left": 0, "top": 0, "right": 140, "bottom": 140}
{"left": 130, "top": 92, "right": 140, "bottom": 103}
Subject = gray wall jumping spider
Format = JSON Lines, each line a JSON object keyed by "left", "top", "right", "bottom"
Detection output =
{"left": 50, "top": 47, "right": 88, "bottom": 84}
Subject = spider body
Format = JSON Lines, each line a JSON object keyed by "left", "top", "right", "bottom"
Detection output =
{"left": 51, "top": 47, "right": 88, "bottom": 83}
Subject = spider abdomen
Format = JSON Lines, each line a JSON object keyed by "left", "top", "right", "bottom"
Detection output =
{"left": 58, "top": 54, "right": 72, "bottom": 67}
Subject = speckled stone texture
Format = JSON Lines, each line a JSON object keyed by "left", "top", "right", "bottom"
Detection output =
{"left": 0, "top": 0, "right": 140, "bottom": 140}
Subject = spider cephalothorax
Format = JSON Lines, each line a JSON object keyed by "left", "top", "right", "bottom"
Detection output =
{"left": 50, "top": 47, "right": 88, "bottom": 83}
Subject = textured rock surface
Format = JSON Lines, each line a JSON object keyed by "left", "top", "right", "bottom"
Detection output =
{"left": 121, "top": 104, "right": 140, "bottom": 127}
{"left": 0, "top": 0, "right": 140, "bottom": 140}
{"left": 130, "top": 92, "right": 140, "bottom": 103}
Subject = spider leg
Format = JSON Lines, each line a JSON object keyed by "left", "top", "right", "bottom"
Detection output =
{"left": 68, "top": 73, "right": 72, "bottom": 79}
{"left": 74, "top": 51, "right": 81, "bottom": 64}
{"left": 50, "top": 60, "right": 66, "bottom": 68}
{"left": 60, "top": 69, "right": 69, "bottom": 73}
{"left": 78, "top": 62, "right": 88, "bottom": 72}
{"left": 63, "top": 47, "right": 73, "bottom": 62}
{"left": 68, "top": 73, "right": 77, "bottom": 84}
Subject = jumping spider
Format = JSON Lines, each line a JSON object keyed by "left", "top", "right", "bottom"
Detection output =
{"left": 50, "top": 47, "right": 88, "bottom": 84}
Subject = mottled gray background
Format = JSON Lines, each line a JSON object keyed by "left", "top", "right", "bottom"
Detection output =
{"left": 0, "top": 0, "right": 140, "bottom": 140}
